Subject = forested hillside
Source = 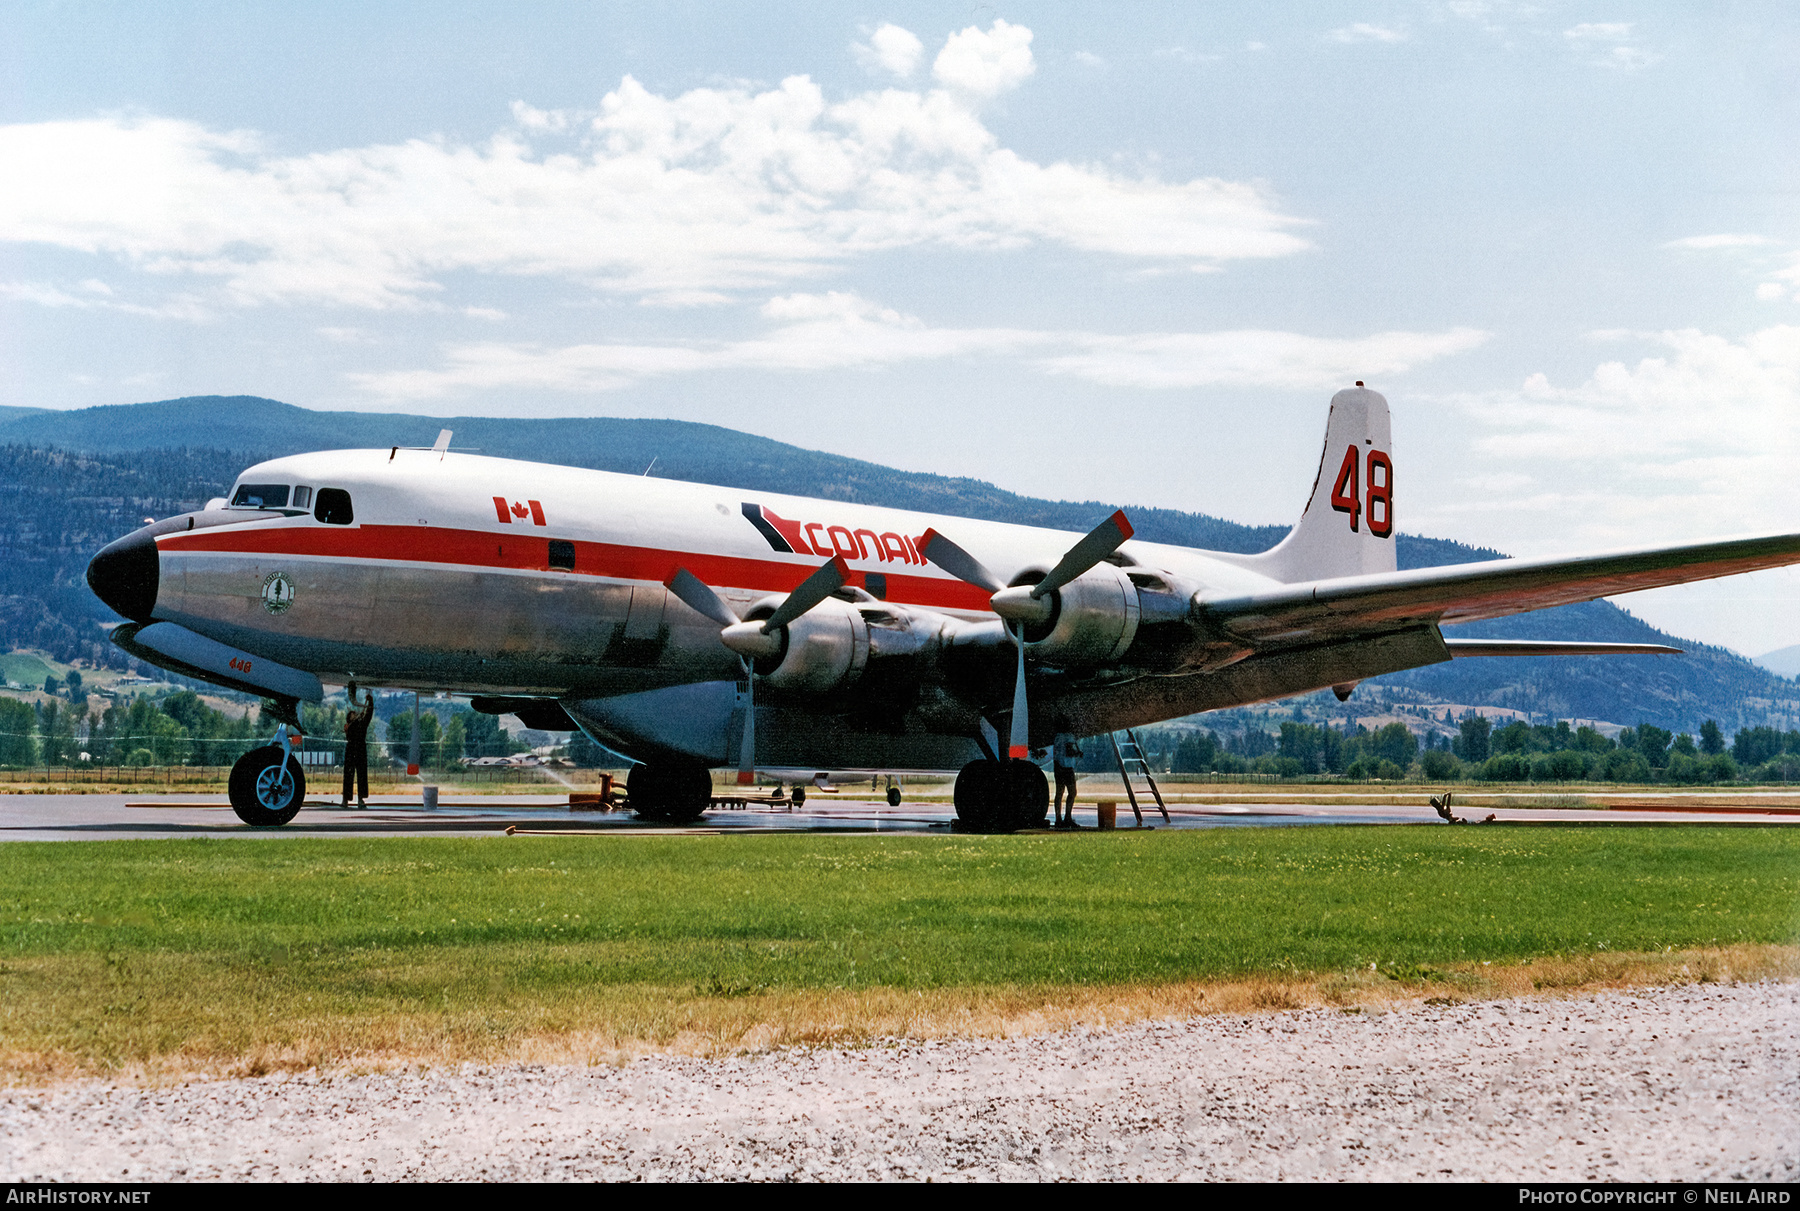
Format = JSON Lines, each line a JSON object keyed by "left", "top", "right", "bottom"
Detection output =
{"left": 6, "top": 395, "right": 1795, "bottom": 732}
{"left": 0, "top": 445, "right": 242, "bottom": 666}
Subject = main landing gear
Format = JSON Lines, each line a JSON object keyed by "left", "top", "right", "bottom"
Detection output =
{"left": 953, "top": 758, "right": 1048, "bottom": 833}
{"left": 627, "top": 762, "right": 713, "bottom": 824}
{"left": 228, "top": 744, "right": 307, "bottom": 827}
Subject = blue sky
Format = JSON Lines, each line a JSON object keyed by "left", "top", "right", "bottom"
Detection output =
{"left": 3, "top": 2, "right": 1798, "bottom": 653}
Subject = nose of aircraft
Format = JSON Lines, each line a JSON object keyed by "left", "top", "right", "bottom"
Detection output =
{"left": 87, "top": 527, "right": 160, "bottom": 621}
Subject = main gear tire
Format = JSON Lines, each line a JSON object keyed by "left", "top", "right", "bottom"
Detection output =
{"left": 628, "top": 763, "right": 713, "bottom": 824}
{"left": 954, "top": 759, "right": 1048, "bottom": 832}
{"left": 1003, "top": 758, "right": 1049, "bottom": 831}
{"left": 953, "top": 760, "right": 1004, "bottom": 832}
{"left": 228, "top": 745, "right": 306, "bottom": 827}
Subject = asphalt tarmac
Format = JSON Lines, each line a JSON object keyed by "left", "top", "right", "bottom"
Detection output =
{"left": 0, "top": 790, "right": 1794, "bottom": 841}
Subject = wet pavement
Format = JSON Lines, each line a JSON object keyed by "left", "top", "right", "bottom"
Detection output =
{"left": 0, "top": 790, "right": 1793, "bottom": 841}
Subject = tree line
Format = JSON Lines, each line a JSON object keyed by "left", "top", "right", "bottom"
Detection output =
{"left": 0, "top": 689, "right": 546, "bottom": 769}
{"left": 1142, "top": 715, "right": 1800, "bottom": 784}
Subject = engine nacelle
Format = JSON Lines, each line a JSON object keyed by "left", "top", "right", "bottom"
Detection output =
{"left": 743, "top": 596, "right": 870, "bottom": 694}
{"left": 1015, "top": 563, "right": 1140, "bottom": 665}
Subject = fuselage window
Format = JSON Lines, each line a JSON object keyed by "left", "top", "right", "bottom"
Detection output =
{"left": 292, "top": 486, "right": 312, "bottom": 510}
{"left": 548, "top": 539, "right": 576, "bottom": 571}
{"left": 230, "top": 483, "right": 289, "bottom": 509}
{"left": 315, "top": 488, "right": 354, "bottom": 525}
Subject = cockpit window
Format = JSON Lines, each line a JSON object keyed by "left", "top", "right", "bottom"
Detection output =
{"left": 292, "top": 486, "right": 312, "bottom": 510}
{"left": 229, "top": 483, "right": 289, "bottom": 509}
{"left": 314, "top": 488, "right": 354, "bottom": 525}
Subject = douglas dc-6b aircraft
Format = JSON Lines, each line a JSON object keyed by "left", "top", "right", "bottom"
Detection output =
{"left": 86, "top": 386, "right": 1800, "bottom": 828}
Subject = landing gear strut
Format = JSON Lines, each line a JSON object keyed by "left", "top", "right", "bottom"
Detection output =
{"left": 952, "top": 758, "right": 1047, "bottom": 833}
{"left": 627, "top": 763, "right": 712, "bottom": 823}
{"left": 228, "top": 745, "right": 307, "bottom": 827}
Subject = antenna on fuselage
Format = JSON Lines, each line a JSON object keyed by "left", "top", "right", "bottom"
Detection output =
{"left": 389, "top": 430, "right": 477, "bottom": 462}
{"left": 642, "top": 457, "right": 657, "bottom": 477}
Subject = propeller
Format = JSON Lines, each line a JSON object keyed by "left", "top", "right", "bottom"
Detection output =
{"left": 664, "top": 556, "right": 852, "bottom": 785}
{"left": 918, "top": 510, "right": 1134, "bottom": 759}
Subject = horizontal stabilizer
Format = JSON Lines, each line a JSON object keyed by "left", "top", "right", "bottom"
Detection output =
{"left": 1444, "top": 639, "right": 1682, "bottom": 658}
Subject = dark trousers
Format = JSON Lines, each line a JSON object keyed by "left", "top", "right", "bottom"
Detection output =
{"left": 343, "top": 742, "right": 368, "bottom": 802}
{"left": 1054, "top": 767, "right": 1078, "bottom": 817}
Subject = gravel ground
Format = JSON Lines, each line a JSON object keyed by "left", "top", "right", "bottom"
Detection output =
{"left": 3, "top": 981, "right": 1794, "bottom": 1182}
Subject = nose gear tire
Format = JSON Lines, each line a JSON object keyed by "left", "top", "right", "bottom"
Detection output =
{"left": 228, "top": 745, "right": 306, "bottom": 827}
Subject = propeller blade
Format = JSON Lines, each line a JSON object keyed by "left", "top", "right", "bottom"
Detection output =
{"left": 664, "top": 567, "right": 741, "bottom": 628}
{"left": 1008, "top": 625, "right": 1030, "bottom": 760}
{"left": 1033, "top": 510, "right": 1134, "bottom": 598}
{"left": 762, "top": 556, "right": 851, "bottom": 631}
{"left": 736, "top": 658, "right": 756, "bottom": 786}
{"left": 917, "top": 529, "right": 1007, "bottom": 594}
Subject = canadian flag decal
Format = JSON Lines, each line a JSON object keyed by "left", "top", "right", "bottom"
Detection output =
{"left": 493, "top": 497, "right": 547, "bottom": 526}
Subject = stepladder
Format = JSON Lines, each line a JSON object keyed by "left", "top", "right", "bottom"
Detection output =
{"left": 1108, "top": 728, "right": 1170, "bottom": 825}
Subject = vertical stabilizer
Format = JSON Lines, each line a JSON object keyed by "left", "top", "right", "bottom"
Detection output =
{"left": 1245, "top": 386, "right": 1397, "bottom": 584}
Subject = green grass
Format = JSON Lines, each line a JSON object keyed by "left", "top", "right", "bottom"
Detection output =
{"left": 1, "top": 827, "right": 1796, "bottom": 1075}
{"left": 0, "top": 651, "right": 57, "bottom": 689}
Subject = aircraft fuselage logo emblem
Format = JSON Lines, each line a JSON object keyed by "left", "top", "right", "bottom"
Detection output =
{"left": 741, "top": 502, "right": 924, "bottom": 564}
{"left": 261, "top": 571, "right": 296, "bottom": 614}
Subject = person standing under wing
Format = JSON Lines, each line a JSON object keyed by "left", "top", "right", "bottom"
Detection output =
{"left": 1053, "top": 727, "right": 1081, "bottom": 828}
{"left": 342, "top": 681, "right": 374, "bottom": 809}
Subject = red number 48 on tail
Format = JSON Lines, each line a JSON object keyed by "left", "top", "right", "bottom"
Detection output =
{"left": 1330, "top": 446, "right": 1393, "bottom": 538}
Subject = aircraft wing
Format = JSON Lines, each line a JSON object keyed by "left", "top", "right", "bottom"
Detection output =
{"left": 1196, "top": 531, "right": 1800, "bottom": 645}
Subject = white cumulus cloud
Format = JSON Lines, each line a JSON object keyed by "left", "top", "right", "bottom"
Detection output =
{"left": 932, "top": 19, "right": 1036, "bottom": 98}
{"left": 0, "top": 42, "right": 1309, "bottom": 314}
{"left": 853, "top": 24, "right": 924, "bottom": 78}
